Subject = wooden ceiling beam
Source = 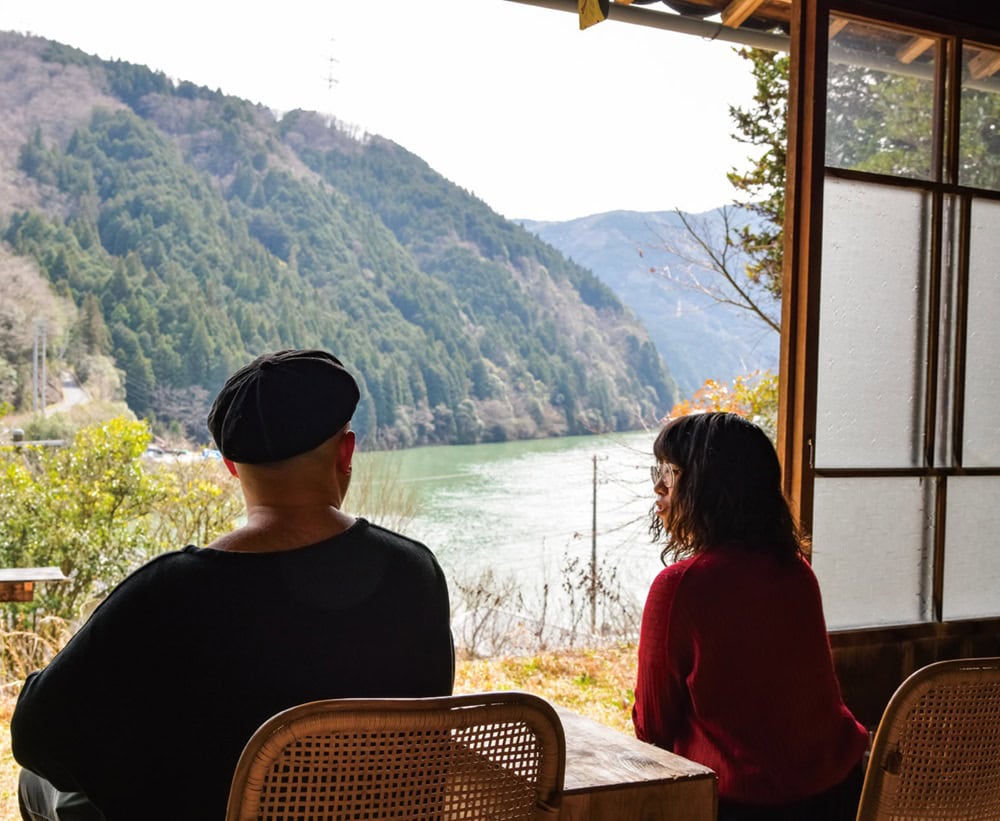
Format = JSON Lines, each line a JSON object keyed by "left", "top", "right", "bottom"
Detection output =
{"left": 722, "top": 0, "right": 767, "bottom": 28}
{"left": 896, "top": 35, "right": 936, "bottom": 64}
{"left": 829, "top": 17, "right": 848, "bottom": 38}
{"left": 969, "top": 48, "right": 1000, "bottom": 80}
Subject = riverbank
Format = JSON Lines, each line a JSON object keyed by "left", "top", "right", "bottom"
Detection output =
{"left": 0, "top": 644, "right": 639, "bottom": 816}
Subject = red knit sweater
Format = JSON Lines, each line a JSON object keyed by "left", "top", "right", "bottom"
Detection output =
{"left": 632, "top": 544, "right": 868, "bottom": 805}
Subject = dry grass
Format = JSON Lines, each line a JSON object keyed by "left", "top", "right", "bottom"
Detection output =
{"left": 455, "top": 643, "right": 638, "bottom": 734}
{"left": 0, "top": 644, "right": 639, "bottom": 817}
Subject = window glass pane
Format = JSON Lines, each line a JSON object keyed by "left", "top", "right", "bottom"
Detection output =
{"left": 960, "top": 43, "right": 1000, "bottom": 190}
{"left": 963, "top": 198, "right": 1000, "bottom": 466}
{"left": 816, "top": 178, "right": 929, "bottom": 468}
{"left": 943, "top": 477, "right": 1000, "bottom": 619}
{"left": 812, "top": 477, "right": 934, "bottom": 629}
{"left": 827, "top": 19, "right": 937, "bottom": 179}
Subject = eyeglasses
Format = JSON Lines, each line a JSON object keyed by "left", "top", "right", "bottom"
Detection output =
{"left": 650, "top": 463, "right": 680, "bottom": 489}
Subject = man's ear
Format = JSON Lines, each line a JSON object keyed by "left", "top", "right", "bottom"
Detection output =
{"left": 223, "top": 458, "right": 239, "bottom": 477}
{"left": 338, "top": 430, "right": 356, "bottom": 474}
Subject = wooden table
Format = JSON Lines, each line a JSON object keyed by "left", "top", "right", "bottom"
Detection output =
{"left": 0, "top": 567, "right": 67, "bottom": 602}
{"left": 557, "top": 706, "right": 717, "bottom": 820}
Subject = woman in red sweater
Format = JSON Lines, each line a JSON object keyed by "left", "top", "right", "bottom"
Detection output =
{"left": 633, "top": 412, "right": 868, "bottom": 820}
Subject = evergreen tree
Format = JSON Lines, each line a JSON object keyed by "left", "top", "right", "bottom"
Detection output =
{"left": 728, "top": 47, "right": 788, "bottom": 300}
{"left": 79, "top": 293, "right": 111, "bottom": 355}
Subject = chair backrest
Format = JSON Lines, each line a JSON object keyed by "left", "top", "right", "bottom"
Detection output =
{"left": 226, "top": 691, "right": 565, "bottom": 821}
{"left": 856, "top": 656, "right": 1000, "bottom": 821}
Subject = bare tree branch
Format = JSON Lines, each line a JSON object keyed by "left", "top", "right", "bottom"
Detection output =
{"left": 644, "top": 206, "right": 781, "bottom": 334}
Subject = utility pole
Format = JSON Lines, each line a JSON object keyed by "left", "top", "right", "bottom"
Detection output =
{"left": 32, "top": 322, "right": 38, "bottom": 414}
{"left": 41, "top": 320, "right": 47, "bottom": 417}
{"left": 590, "top": 453, "right": 607, "bottom": 634}
{"left": 32, "top": 319, "right": 47, "bottom": 415}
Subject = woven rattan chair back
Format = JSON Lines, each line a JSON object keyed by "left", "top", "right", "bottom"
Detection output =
{"left": 226, "top": 691, "right": 565, "bottom": 821}
{"left": 856, "top": 656, "right": 1000, "bottom": 821}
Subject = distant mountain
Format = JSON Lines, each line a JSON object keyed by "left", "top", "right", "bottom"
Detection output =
{"left": 521, "top": 210, "right": 779, "bottom": 396}
{"left": 0, "top": 31, "right": 678, "bottom": 446}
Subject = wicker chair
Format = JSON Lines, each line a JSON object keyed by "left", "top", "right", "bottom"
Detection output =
{"left": 225, "top": 691, "right": 565, "bottom": 821}
{"left": 856, "top": 657, "right": 1000, "bottom": 821}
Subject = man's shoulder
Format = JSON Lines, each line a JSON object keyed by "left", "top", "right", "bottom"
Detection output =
{"left": 72, "top": 547, "right": 204, "bottom": 622}
{"left": 350, "top": 519, "right": 437, "bottom": 558}
{"left": 115, "top": 546, "right": 200, "bottom": 584}
{"left": 346, "top": 521, "right": 447, "bottom": 590}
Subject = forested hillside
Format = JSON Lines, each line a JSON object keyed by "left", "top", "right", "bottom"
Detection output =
{"left": 0, "top": 32, "right": 677, "bottom": 446}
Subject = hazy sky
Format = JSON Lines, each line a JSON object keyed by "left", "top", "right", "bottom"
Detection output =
{"left": 1, "top": 0, "right": 760, "bottom": 222}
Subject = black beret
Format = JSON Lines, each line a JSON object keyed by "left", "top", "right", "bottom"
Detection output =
{"left": 207, "top": 349, "right": 360, "bottom": 464}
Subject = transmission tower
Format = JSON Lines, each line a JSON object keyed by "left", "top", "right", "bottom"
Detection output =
{"left": 326, "top": 38, "right": 340, "bottom": 94}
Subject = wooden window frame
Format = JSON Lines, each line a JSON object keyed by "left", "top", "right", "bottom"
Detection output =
{"left": 780, "top": 0, "right": 1000, "bottom": 623}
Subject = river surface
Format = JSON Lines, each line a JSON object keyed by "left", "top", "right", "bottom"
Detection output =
{"left": 354, "top": 431, "right": 665, "bottom": 638}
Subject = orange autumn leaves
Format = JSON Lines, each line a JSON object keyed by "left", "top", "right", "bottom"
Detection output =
{"left": 667, "top": 370, "right": 778, "bottom": 441}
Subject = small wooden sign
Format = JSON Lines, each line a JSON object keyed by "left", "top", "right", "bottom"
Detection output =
{"left": 0, "top": 581, "right": 34, "bottom": 603}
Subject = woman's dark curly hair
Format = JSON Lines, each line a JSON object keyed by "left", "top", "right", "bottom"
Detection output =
{"left": 650, "top": 412, "right": 806, "bottom": 564}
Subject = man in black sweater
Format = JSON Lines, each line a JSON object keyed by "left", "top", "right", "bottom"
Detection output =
{"left": 13, "top": 349, "right": 454, "bottom": 821}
